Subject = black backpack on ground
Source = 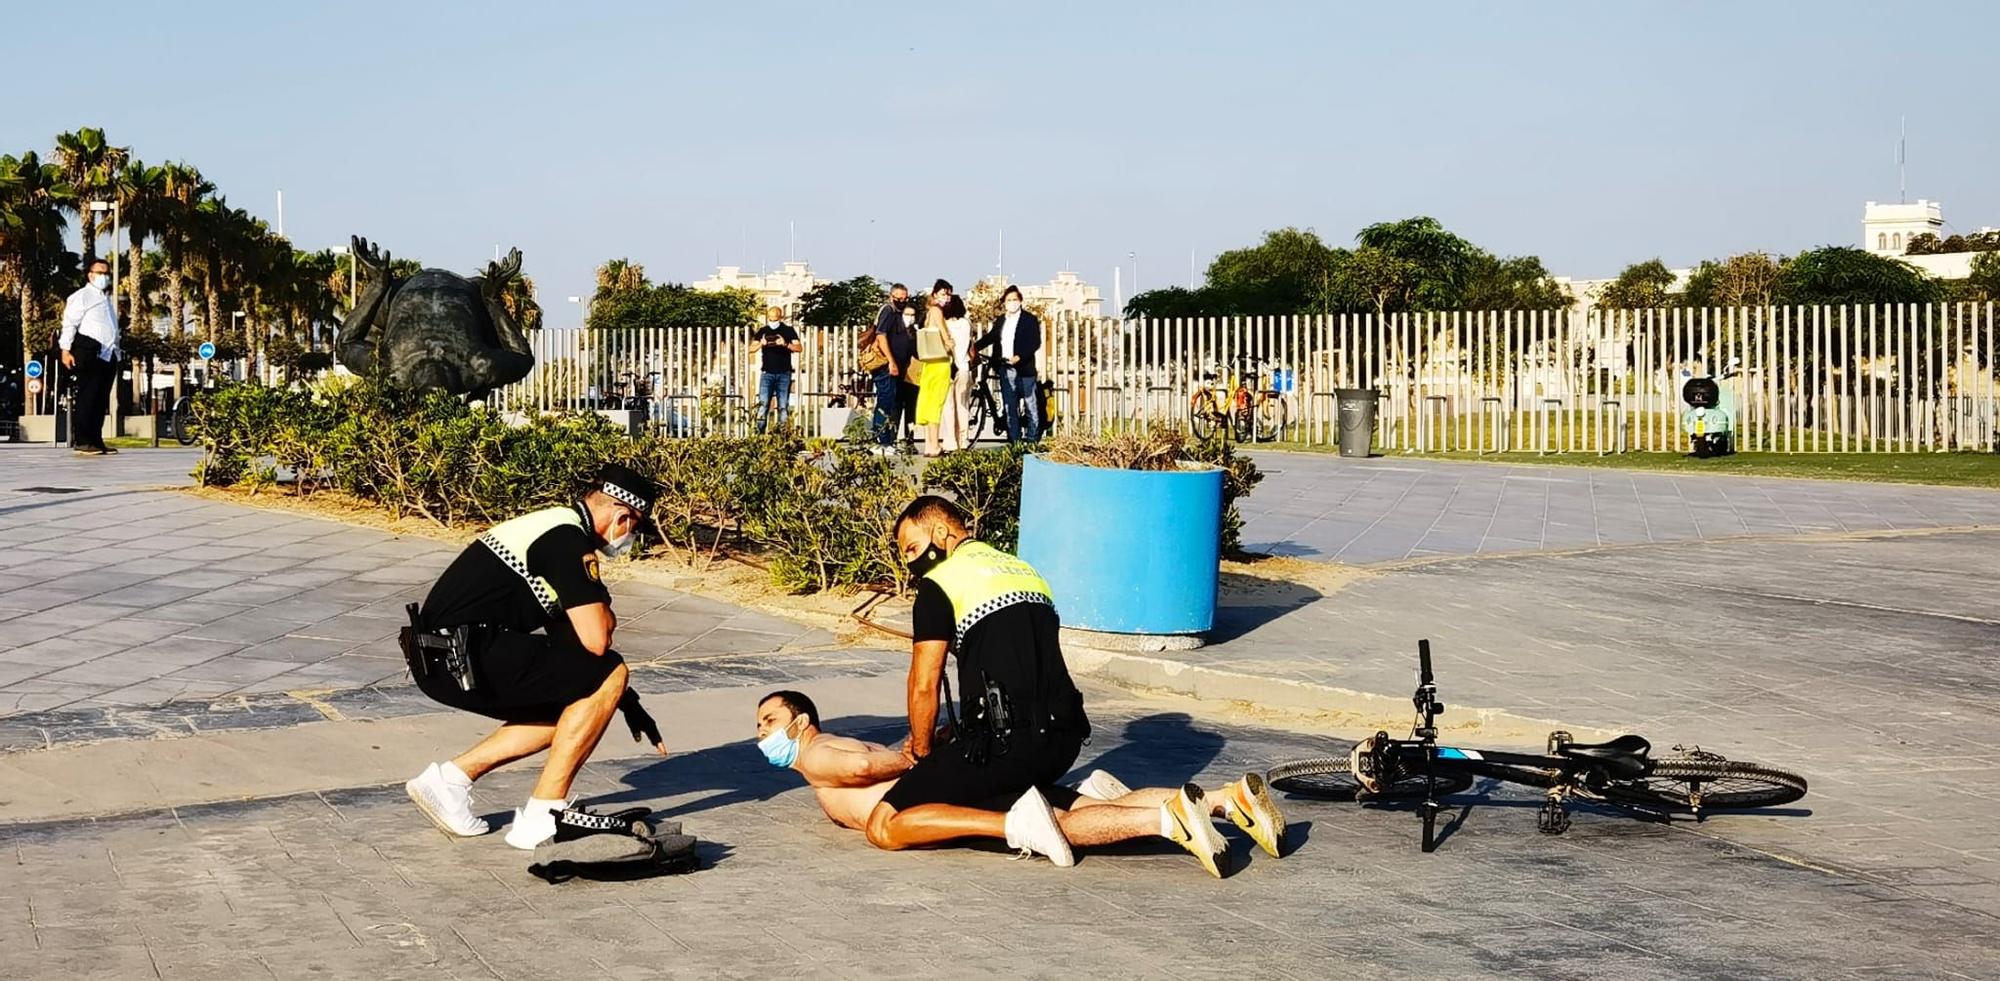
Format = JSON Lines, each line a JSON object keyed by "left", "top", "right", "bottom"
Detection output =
{"left": 528, "top": 805, "right": 699, "bottom": 883}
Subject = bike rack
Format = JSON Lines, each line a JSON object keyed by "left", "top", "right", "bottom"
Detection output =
{"left": 1536, "top": 398, "right": 1565, "bottom": 455}
{"left": 1597, "top": 399, "right": 1628, "bottom": 456}
{"left": 1419, "top": 396, "right": 1450, "bottom": 452}
{"left": 1312, "top": 391, "right": 1342, "bottom": 447}
{"left": 1478, "top": 397, "right": 1509, "bottom": 455}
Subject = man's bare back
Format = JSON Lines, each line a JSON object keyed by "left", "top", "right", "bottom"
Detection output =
{"left": 797, "top": 732, "right": 899, "bottom": 830}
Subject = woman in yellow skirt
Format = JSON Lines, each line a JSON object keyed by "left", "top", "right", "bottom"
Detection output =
{"left": 915, "top": 280, "right": 965, "bottom": 456}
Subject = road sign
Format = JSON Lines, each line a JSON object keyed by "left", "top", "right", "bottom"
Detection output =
{"left": 198, "top": 341, "right": 217, "bottom": 361}
{"left": 26, "top": 378, "right": 41, "bottom": 395}
{"left": 24, "top": 360, "right": 42, "bottom": 380}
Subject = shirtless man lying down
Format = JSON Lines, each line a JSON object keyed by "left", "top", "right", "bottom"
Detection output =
{"left": 752, "top": 689, "right": 1289, "bottom": 873}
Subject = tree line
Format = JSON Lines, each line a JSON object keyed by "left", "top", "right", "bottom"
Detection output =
{"left": 1571, "top": 247, "right": 1996, "bottom": 311}
{"left": 0, "top": 126, "right": 543, "bottom": 388}
{"left": 1124, "top": 218, "right": 1571, "bottom": 321}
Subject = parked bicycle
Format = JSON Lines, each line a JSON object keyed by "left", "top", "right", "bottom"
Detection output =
{"left": 1265, "top": 640, "right": 1807, "bottom": 852}
{"left": 1189, "top": 355, "right": 1289, "bottom": 442}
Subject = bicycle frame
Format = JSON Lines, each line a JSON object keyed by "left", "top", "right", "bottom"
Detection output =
{"left": 1357, "top": 639, "right": 1660, "bottom": 851}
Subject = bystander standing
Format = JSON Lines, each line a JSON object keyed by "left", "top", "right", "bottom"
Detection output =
{"left": 753, "top": 305, "right": 802, "bottom": 434}
{"left": 60, "top": 258, "right": 121, "bottom": 455}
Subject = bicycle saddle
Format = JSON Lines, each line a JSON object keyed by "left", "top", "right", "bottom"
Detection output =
{"left": 1556, "top": 734, "right": 1652, "bottom": 779}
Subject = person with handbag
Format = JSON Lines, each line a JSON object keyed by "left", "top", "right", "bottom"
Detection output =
{"left": 59, "top": 258, "right": 121, "bottom": 455}
{"left": 914, "top": 280, "right": 966, "bottom": 457}
{"left": 859, "top": 293, "right": 900, "bottom": 447}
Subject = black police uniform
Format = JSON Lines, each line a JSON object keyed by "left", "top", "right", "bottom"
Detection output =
{"left": 880, "top": 543, "right": 1090, "bottom": 814}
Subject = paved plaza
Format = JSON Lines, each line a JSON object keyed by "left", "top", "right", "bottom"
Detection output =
{"left": 4, "top": 446, "right": 2000, "bottom": 978}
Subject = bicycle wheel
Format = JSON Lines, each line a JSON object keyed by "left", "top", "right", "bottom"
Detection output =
{"left": 172, "top": 401, "right": 195, "bottom": 445}
{"left": 1189, "top": 394, "right": 1218, "bottom": 440}
{"left": 1231, "top": 403, "right": 1254, "bottom": 442}
{"left": 1265, "top": 756, "right": 1475, "bottom": 802}
{"left": 969, "top": 388, "right": 995, "bottom": 441}
{"left": 1257, "top": 396, "right": 1288, "bottom": 442}
{"left": 1596, "top": 757, "right": 1807, "bottom": 813}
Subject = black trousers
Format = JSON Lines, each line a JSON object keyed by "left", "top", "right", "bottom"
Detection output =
{"left": 71, "top": 356, "right": 114, "bottom": 449}
{"left": 896, "top": 379, "right": 920, "bottom": 440}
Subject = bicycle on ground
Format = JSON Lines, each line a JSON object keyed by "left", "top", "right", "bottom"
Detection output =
{"left": 1264, "top": 640, "right": 1808, "bottom": 852}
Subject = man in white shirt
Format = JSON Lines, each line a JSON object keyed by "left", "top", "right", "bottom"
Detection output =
{"left": 59, "top": 258, "right": 122, "bottom": 455}
{"left": 975, "top": 286, "right": 1043, "bottom": 443}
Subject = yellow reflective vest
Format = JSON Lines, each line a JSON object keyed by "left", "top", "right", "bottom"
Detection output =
{"left": 920, "top": 541, "right": 1055, "bottom": 643}
{"left": 479, "top": 505, "right": 587, "bottom": 617}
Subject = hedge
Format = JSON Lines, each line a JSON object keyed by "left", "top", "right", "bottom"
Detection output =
{"left": 191, "top": 379, "right": 1261, "bottom": 594}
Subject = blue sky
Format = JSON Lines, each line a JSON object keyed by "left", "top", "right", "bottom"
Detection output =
{"left": 9, "top": 1, "right": 1997, "bottom": 320}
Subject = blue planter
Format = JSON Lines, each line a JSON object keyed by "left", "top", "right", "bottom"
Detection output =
{"left": 1016, "top": 454, "right": 1223, "bottom": 635}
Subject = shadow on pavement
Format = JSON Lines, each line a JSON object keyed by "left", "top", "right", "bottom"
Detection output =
{"left": 1211, "top": 573, "right": 1324, "bottom": 644}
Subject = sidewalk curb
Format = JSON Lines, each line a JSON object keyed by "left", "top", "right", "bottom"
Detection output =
{"left": 1065, "top": 645, "right": 1613, "bottom": 743}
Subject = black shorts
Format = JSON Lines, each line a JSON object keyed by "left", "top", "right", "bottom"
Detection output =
{"left": 414, "top": 627, "right": 623, "bottom": 723}
{"left": 880, "top": 729, "right": 1085, "bottom": 813}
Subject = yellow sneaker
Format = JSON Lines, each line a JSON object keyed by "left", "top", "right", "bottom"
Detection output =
{"left": 1223, "top": 772, "right": 1287, "bottom": 858}
{"left": 1162, "top": 784, "right": 1227, "bottom": 878}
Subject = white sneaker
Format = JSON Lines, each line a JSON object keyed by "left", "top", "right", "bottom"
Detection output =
{"left": 503, "top": 797, "right": 570, "bottom": 850}
{"left": 1075, "top": 769, "right": 1134, "bottom": 802}
{"left": 405, "top": 763, "right": 489, "bottom": 837}
{"left": 1003, "top": 787, "right": 1074, "bottom": 867}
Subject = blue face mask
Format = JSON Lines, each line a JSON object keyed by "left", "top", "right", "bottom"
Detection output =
{"left": 759, "top": 717, "right": 804, "bottom": 768}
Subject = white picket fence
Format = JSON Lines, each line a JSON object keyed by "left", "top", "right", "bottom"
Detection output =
{"left": 494, "top": 303, "right": 2000, "bottom": 453}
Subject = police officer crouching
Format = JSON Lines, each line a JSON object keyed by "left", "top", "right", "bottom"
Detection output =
{"left": 863, "top": 496, "right": 1274, "bottom": 877}
{"left": 402, "top": 462, "right": 667, "bottom": 850}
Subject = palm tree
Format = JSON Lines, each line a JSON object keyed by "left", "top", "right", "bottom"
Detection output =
{"left": 159, "top": 162, "right": 212, "bottom": 341}
{"left": 112, "top": 161, "right": 165, "bottom": 331}
{"left": 0, "top": 151, "right": 76, "bottom": 367}
{"left": 53, "top": 128, "right": 129, "bottom": 263}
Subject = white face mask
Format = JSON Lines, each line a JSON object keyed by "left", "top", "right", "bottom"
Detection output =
{"left": 89, "top": 274, "right": 110, "bottom": 290}
{"left": 902, "top": 315, "right": 916, "bottom": 326}
{"left": 601, "top": 529, "right": 635, "bottom": 558}
{"left": 1004, "top": 300, "right": 1022, "bottom": 314}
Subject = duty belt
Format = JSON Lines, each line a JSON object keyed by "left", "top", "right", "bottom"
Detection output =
{"left": 401, "top": 603, "right": 480, "bottom": 692}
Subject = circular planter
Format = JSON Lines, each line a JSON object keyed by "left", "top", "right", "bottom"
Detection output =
{"left": 1015, "top": 454, "right": 1223, "bottom": 644}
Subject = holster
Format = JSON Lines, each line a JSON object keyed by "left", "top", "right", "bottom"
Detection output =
{"left": 400, "top": 603, "right": 479, "bottom": 692}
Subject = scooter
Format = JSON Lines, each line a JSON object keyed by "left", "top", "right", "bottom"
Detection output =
{"left": 1680, "top": 373, "right": 1735, "bottom": 458}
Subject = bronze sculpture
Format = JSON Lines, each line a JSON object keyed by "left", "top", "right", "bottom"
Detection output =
{"left": 335, "top": 236, "right": 536, "bottom": 398}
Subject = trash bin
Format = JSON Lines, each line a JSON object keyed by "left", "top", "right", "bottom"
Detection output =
{"left": 1336, "top": 388, "right": 1377, "bottom": 458}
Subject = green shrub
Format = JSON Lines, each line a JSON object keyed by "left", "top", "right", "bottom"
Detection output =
{"left": 922, "top": 443, "right": 1029, "bottom": 551}
{"left": 191, "top": 384, "right": 1266, "bottom": 594}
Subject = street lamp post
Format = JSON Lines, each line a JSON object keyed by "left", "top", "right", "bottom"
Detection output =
{"left": 231, "top": 310, "right": 248, "bottom": 383}
{"left": 567, "top": 295, "right": 589, "bottom": 326}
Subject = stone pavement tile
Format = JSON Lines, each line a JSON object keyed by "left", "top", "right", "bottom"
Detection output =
{"left": 236, "top": 634, "right": 362, "bottom": 665}
{"left": 181, "top": 581, "right": 305, "bottom": 607}
{"left": 65, "top": 616, "right": 199, "bottom": 647}
{"left": 0, "top": 679, "right": 103, "bottom": 714}
{"left": 0, "top": 635, "right": 126, "bottom": 668}
{"left": 176, "top": 611, "right": 314, "bottom": 645}
{"left": 140, "top": 600, "right": 255, "bottom": 626}
{"left": 203, "top": 553, "right": 305, "bottom": 574}
{"left": 289, "top": 613, "right": 402, "bottom": 644}
{"left": 83, "top": 581, "right": 212, "bottom": 610}
{"left": 160, "top": 655, "right": 299, "bottom": 687}
{"left": 90, "top": 678, "right": 239, "bottom": 708}
{"left": 262, "top": 656, "right": 407, "bottom": 691}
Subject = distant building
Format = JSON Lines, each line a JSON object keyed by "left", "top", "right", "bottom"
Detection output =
{"left": 1862, "top": 200, "right": 1944, "bottom": 257}
{"left": 972, "top": 271, "right": 1105, "bottom": 319}
{"left": 690, "top": 261, "right": 822, "bottom": 318}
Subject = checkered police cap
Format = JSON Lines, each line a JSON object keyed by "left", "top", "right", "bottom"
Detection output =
{"left": 596, "top": 463, "right": 658, "bottom": 516}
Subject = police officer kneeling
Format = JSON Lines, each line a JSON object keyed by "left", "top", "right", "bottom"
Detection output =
{"left": 866, "top": 496, "right": 1278, "bottom": 877}
{"left": 402, "top": 463, "right": 667, "bottom": 850}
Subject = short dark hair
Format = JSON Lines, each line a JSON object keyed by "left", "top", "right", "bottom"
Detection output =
{"left": 760, "top": 689, "right": 819, "bottom": 727}
{"left": 931, "top": 278, "right": 953, "bottom": 295}
{"left": 889, "top": 283, "right": 908, "bottom": 293}
{"left": 1001, "top": 285, "right": 1023, "bottom": 302}
{"left": 895, "top": 495, "right": 970, "bottom": 537}
{"left": 86, "top": 258, "right": 110, "bottom": 272}
{"left": 939, "top": 295, "right": 967, "bottom": 320}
